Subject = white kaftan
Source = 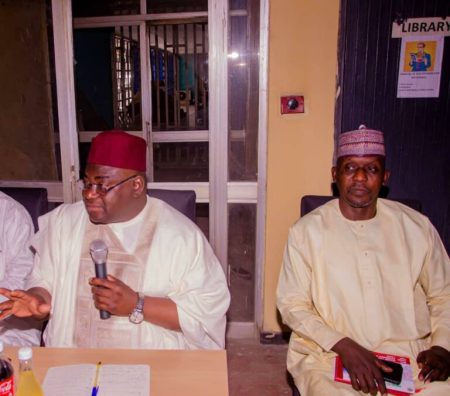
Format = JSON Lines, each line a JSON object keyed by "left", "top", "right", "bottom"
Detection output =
{"left": 27, "top": 197, "right": 230, "bottom": 349}
{"left": 0, "top": 192, "right": 41, "bottom": 346}
{"left": 277, "top": 199, "right": 450, "bottom": 395}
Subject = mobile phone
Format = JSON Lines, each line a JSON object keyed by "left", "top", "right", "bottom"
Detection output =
{"left": 382, "top": 360, "right": 403, "bottom": 386}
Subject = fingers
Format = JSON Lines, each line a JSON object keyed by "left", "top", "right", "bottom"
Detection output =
{"left": 90, "top": 280, "right": 119, "bottom": 313}
{"left": 93, "top": 298, "right": 109, "bottom": 312}
{"left": 349, "top": 372, "right": 361, "bottom": 392}
{"left": 347, "top": 362, "right": 389, "bottom": 395}
{"left": 373, "top": 372, "right": 388, "bottom": 395}
{"left": 9, "top": 290, "right": 34, "bottom": 301}
{"left": 23, "top": 300, "right": 50, "bottom": 319}
{"left": 417, "top": 350, "right": 430, "bottom": 381}
{"left": 420, "top": 365, "right": 449, "bottom": 383}
{"left": 90, "top": 280, "right": 123, "bottom": 300}
{"left": 417, "top": 347, "right": 450, "bottom": 383}
{"left": 361, "top": 376, "right": 378, "bottom": 395}
{"left": 349, "top": 369, "right": 384, "bottom": 395}
{"left": 0, "top": 300, "right": 14, "bottom": 320}
{"left": 37, "top": 303, "right": 51, "bottom": 316}
{"left": 0, "top": 299, "right": 14, "bottom": 311}
{"left": 89, "top": 277, "right": 136, "bottom": 316}
{"left": 89, "top": 276, "right": 123, "bottom": 291}
{"left": 421, "top": 368, "right": 446, "bottom": 383}
{"left": 374, "top": 360, "right": 390, "bottom": 395}
{"left": 89, "top": 277, "right": 109, "bottom": 288}
{"left": 417, "top": 350, "right": 426, "bottom": 369}
{"left": 436, "top": 367, "right": 450, "bottom": 382}
{"left": 419, "top": 364, "right": 432, "bottom": 382}
{"left": 376, "top": 360, "right": 393, "bottom": 373}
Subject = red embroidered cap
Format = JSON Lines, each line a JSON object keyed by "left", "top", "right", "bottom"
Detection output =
{"left": 87, "top": 130, "right": 147, "bottom": 172}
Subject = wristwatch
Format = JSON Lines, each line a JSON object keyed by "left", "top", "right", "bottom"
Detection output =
{"left": 129, "top": 292, "right": 145, "bottom": 324}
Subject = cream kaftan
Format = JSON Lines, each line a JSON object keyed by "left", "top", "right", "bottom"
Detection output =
{"left": 277, "top": 199, "right": 450, "bottom": 395}
{"left": 27, "top": 197, "right": 230, "bottom": 349}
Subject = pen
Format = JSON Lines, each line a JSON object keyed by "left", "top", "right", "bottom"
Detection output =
{"left": 91, "top": 361, "right": 102, "bottom": 396}
{"left": 423, "top": 369, "right": 433, "bottom": 383}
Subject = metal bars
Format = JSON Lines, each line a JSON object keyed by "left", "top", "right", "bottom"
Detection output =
{"left": 149, "top": 21, "right": 208, "bottom": 131}
{"left": 111, "top": 25, "right": 140, "bottom": 130}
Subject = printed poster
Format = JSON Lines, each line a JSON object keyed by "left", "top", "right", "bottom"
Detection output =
{"left": 397, "top": 35, "right": 444, "bottom": 98}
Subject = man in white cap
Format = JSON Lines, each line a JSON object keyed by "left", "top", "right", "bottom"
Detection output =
{"left": 0, "top": 130, "right": 230, "bottom": 350}
{"left": 277, "top": 125, "right": 449, "bottom": 395}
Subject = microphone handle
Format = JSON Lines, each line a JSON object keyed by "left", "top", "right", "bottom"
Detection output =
{"left": 94, "top": 262, "right": 111, "bottom": 320}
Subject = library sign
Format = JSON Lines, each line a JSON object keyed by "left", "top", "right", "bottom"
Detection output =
{"left": 392, "top": 17, "right": 450, "bottom": 37}
{"left": 392, "top": 17, "right": 448, "bottom": 98}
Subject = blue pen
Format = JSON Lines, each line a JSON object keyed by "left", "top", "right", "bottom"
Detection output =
{"left": 91, "top": 361, "right": 102, "bottom": 396}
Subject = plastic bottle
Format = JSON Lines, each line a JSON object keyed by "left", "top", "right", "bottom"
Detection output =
{"left": 16, "top": 347, "right": 43, "bottom": 396}
{"left": 0, "top": 341, "right": 14, "bottom": 396}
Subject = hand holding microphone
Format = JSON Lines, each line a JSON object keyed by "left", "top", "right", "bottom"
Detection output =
{"left": 89, "top": 239, "right": 110, "bottom": 320}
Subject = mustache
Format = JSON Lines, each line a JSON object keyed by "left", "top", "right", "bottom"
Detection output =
{"left": 347, "top": 184, "right": 371, "bottom": 193}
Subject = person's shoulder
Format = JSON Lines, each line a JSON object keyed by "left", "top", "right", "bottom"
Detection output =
{"left": 378, "top": 198, "right": 432, "bottom": 228}
{"left": 0, "top": 190, "right": 24, "bottom": 209}
{"left": 37, "top": 200, "right": 86, "bottom": 230}
{"left": 289, "top": 198, "right": 339, "bottom": 240}
{"left": 46, "top": 200, "right": 85, "bottom": 218}
{"left": 378, "top": 198, "right": 425, "bottom": 217}
{"left": 147, "top": 197, "right": 211, "bottom": 253}
{"left": 293, "top": 198, "right": 339, "bottom": 228}
{"left": 148, "top": 196, "right": 201, "bottom": 233}
{"left": 0, "top": 191, "right": 33, "bottom": 224}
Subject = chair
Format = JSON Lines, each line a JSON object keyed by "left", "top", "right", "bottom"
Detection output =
{"left": 0, "top": 187, "right": 49, "bottom": 231}
{"left": 300, "top": 195, "right": 422, "bottom": 217}
{"left": 147, "top": 188, "right": 196, "bottom": 222}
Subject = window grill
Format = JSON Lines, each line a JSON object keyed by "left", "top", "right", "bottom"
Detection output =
{"left": 112, "top": 27, "right": 140, "bottom": 129}
{"left": 149, "top": 21, "right": 208, "bottom": 131}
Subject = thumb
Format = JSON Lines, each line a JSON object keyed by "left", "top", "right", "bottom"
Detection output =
{"left": 37, "top": 303, "right": 51, "bottom": 315}
{"left": 376, "top": 360, "right": 393, "bottom": 373}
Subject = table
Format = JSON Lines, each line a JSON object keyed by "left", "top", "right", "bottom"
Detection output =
{"left": 5, "top": 346, "right": 229, "bottom": 396}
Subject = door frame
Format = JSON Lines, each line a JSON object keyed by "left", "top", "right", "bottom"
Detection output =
{"left": 0, "top": 0, "right": 269, "bottom": 338}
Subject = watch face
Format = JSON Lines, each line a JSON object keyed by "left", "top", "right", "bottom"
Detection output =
{"left": 129, "top": 310, "right": 144, "bottom": 324}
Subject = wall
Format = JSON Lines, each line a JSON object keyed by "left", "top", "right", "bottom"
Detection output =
{"left": 263, "top": 1, "right": 340, "bottom": 332}
{"left": 0, "top": 0, "right": 57, "bottom": 180}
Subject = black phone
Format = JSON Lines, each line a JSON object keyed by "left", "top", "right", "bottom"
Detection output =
{"left": 381, "top": 360, "right": 403, "bottom": 386}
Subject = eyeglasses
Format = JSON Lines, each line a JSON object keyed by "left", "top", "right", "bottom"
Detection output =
{"left": 77, "top": 174, "right": 138, "bottom": 196}
{"left": 342, "top": 163, "right": 381, "bottom": 176}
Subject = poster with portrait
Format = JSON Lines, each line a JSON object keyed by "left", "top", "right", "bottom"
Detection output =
{"left": 397, "top": 35, "right": 444, "bottom": 98}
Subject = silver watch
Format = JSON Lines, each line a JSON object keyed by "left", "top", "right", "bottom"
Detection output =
{"left": 129, "top": 292, "right": 145, "bottom": 324}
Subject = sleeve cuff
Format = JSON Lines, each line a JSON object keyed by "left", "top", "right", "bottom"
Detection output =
{"left": 319, "top": 331, "right": 347, "bottom": 352}
{"left": 430, "top": 329, "right": 450, "bottom": 352}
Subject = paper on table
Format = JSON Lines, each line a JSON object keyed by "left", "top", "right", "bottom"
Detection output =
{"left": 42, "top": 364, "right": 150, "bottom": 396}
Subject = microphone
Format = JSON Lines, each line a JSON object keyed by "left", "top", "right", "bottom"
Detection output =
{"left": 89, "top": 239, "right": 110, "bottom": 320}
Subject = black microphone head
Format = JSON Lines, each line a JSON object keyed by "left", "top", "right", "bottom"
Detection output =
{"left": 90, "top": 239, "right": 108, "bottom": 263}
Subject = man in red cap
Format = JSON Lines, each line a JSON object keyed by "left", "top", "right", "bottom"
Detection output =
{"left": 0, "top": 130, "right": 230, "bottom": 350}
{"left": 277, "top": 126, "right": 449, "bottom": 395}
